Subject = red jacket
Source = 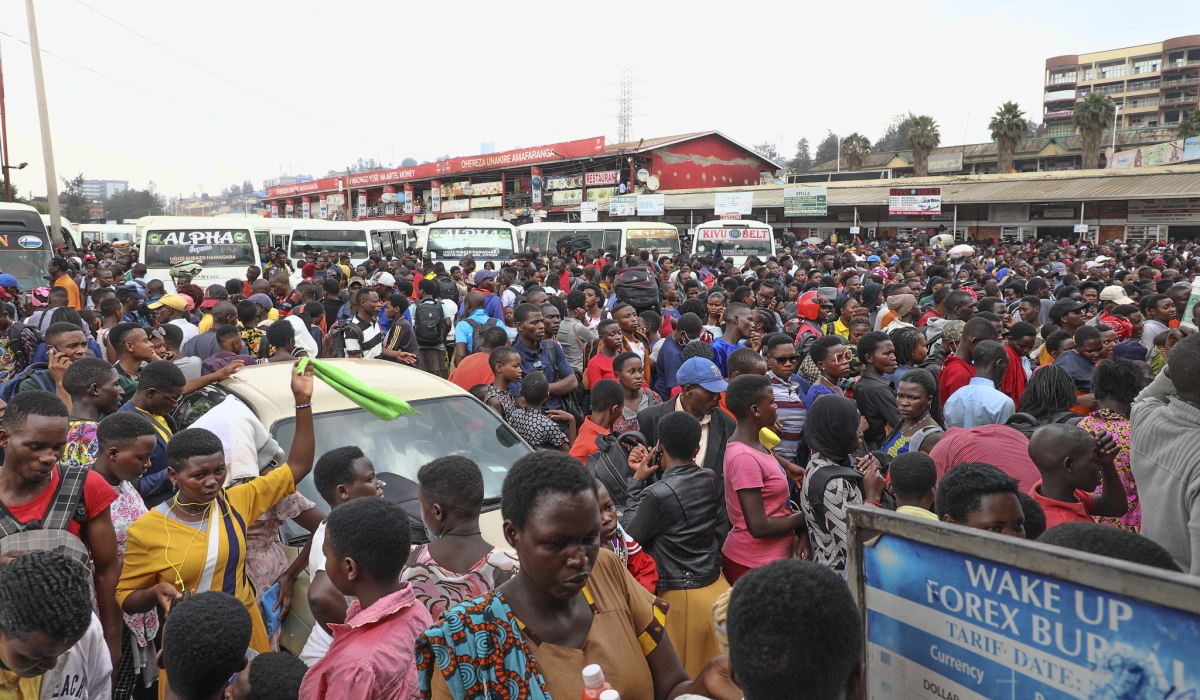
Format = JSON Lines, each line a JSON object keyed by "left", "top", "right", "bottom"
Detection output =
{"left": 1000, "top": 345, "right": 1027, "bottom": 411}
{"left": 938, "top": 354, "right": 975, "bottom": 409}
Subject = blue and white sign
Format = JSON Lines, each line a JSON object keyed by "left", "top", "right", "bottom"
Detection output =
{"left": 862, "top": 533, "right": 1200, "bottom": 700}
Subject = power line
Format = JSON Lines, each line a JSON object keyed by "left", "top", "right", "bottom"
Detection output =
{"left": 68, "top": 0, "right": 396, "bottom": 151}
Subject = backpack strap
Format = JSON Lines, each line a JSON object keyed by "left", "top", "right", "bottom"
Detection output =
{"left": 541, "top": 340, "right": 561, "bottom": 382}
{"left": 806, "top": 465, "right": 864, "bottom": 535}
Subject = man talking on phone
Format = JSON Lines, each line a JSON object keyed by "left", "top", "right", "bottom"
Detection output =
{"left": 11, "top": 322, "right": 92, "bottom": 408}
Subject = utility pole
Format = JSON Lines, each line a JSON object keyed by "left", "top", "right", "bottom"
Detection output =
{"left": 0, "top": 36, "right": 11, "bottom": 202}
{"left": 25, "top": 0, "right": 64, "bottom": 248}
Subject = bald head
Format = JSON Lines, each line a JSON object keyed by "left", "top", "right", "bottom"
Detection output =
{"left": 465, "top": 290, "right": 485, "bottom": 311}
{"left": 1028, "top": 423, "right": 1094, "bottom": 473}
{"left": 211, "top": 301, "right": 237, "bottom": 326}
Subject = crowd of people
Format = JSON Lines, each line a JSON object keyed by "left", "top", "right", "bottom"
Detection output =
{"left": 0, "top": 232, "right": 1198, "bottom": 700}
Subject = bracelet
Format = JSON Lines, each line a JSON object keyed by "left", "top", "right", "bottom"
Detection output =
{"left": 294, "top": 403, "right": 312, "bottom": 410}
{"left": 864, "top": 499, "right": 881, "bottom": 507}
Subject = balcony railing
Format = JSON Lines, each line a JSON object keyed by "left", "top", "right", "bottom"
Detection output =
{"left": 1162, "top": 95, "right": 1199, "bottom": 104}
{"left": 1165, "top": 59, "right": 1200, "bottom": 69}
{"left": 1127, "top": 79, "right": 1161, "bottom": 91}
{"left": 1162, "top": 76, "right": 1200, "bottom": 87}
{"left": 1127, "top": 99, "right": 1159, "bottom": 109}
{"left": 1047, "top": 75, "right": 1077, "bottom": 85}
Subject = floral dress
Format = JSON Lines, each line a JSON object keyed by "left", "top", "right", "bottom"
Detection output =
{"left": 1079, "top": 408, "right": 1140, "bottom": 532}
{"left": 243, "top": 490, "right": 317, "bottom": 598}
{"left": 613, "top": 388, "right": 660, "bottom": 434}
{"left": 402, "top": 545, "right": 519, "bottom": 620}
{"left": 109, "top": 480, "right": 160, "bottom": 679}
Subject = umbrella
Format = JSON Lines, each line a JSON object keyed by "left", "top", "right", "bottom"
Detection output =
{"left": 948, "top": 244, "right": 975, "bottom": 258}
{"left": 802, "top": 237, "right": 825, "bottom": 245}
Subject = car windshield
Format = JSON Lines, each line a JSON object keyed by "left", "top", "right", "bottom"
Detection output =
{"left": 268, "top": 395, "right": 529, "bottom": 514}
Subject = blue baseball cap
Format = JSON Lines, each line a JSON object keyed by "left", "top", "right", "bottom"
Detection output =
{"left": 867, "top": 255, "right": 881, "bottom": 263}
{"left": 675, "top": 358, "right": 728, "bottom": 392}
{"left": 0, "top": 274, "right": 21, "bottom": 290}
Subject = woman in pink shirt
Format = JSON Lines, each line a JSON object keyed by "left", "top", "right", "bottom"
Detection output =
{"left": 721, "top": 374, "right": 808, "bottom": 584}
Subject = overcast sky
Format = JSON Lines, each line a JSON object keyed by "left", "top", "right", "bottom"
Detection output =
{"left": 0, "top": 0, "right": 1183, "bottom": 202}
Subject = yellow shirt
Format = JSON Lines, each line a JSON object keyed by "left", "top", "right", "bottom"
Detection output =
{"left": 0, "top": 673, "right": 40, "bottom": 700}
{"left": 897, "top": 505, "right": 940, "bottom": 521}
{"left": 198, "top": 313, "right": 213, "bottom": 334}
{"left": 134, "top": 406, "right": 171, "bottom": 443}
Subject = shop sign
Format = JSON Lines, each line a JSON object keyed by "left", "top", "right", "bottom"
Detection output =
{"left": 637, "top": 194, "right": 665, "bottom": 216}
{"left": 1185, "top": 136, "right": 1200, "bottom": 163}
{"left": 889, "top": 188, "right": 941, "bottom": 216}
{"left": 469, "top": 181, "right": 503, "bottom": 196}
{"left": 1042, "top": 208, "right": 1074, "bottom": 219}
{"left": 551, "top": 189, "right": 583, "bottom": 206}
{"left": 850, "top": 508, "right": 1200, "bottom": 700}
{"left": 441, "top": 199, "right": 470, "bottom": 213}
{"left": 1108, "top": 140, "right": 1185, "bottom": 169}
{"left": 587, "top": 187, "right": 616, "bottom": 204}
{"left": 318, "top": 196, "right": 328, "bottom": 220}
{"left": 580, "top": 202, "right": 599, "bottom": 222}
{"left": 267, "top": 177, "right": 340, "bottom": 198}
{"left": 404, "top": 184, "right": 414, "bottom": 215}
{"left": 585, "top": 170, "right": 620, "bottom": 186}
{"left": 610, "top": 195, "right": 636, "bottom": 217}
{"left": 530, "top": 167, "right": 543, "bottom": 207}
{"left": 1128, "top": 198, "right": 1200, "bottom": 223}
{"left": 302, "top": 198, "right": 311, "bottom": 218}
{"left": 784, "top": 186, "right": 827, "bottom": 217}
{"left": 927, "top": 152, "right": 964, "bottom": 173}
{"left": 431, "top": 182, "right": 441, "bottom": 214}
{"left": 345, "top": 138, "right": 605, "bottom": 188}
{"left": 698, "top": 227, "right": 769, "bottom": 241}
{"left": 714, "top": 192, "right": 753, "bottom": 216}
{"left": 471, "top": 195, "right": 503, "bottom": 209}
{"left": 546, "top": 175, "right": 583, "bottom": 190}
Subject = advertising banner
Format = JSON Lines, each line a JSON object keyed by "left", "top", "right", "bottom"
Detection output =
{"left": 301, "top": 198, "right": 311, "bottom": 218}
{"left": 471, "top": 196, "right": 503, "bottom": 209}
{"left": 318, "top": 195, "right": 327, "bottom": 220}
{"left": 849, "top": 508, "right": 1200, "bottom": 700}
{"left": 546, "top": 175, "right": 582, "bottom": 190}
{"left": 357, "top": 192, "right": 367, "bottom": 219}
{"left": 1186, "top": 136, "right": 1200, "bottom": 163}
{"left": 404, "top": 184, "right": 414, "bottom": 215}
{"left": 890, "top": 187, "right": 942, "bottom": 216}
{"left": 469, "top": 181, "right": 503, "bottom": 196}
{"left": 551, "top": 189, "right": 583, "bottom": 206}
{"left": 610, "top": 195, "right": 636, "bottom": 217}
{"left": 441, "top": 199, "right": 470, "bottom": 213}
{"left": 1109, "top": 140, "right": 1185, "bottom": 169}
{"left": 585, "top": 170, "right": 620, "bottom": 186}
{"left": 927, "top": 152, "right": 964, "bottom": 173}
{"left": 714, "top": 192, "right": 753, "bottom": 216}
{"left": 285, "top": 199, "right": 294, "bottom": 215}
{"left": 637, "top": 194, "right": 665, "bottom": 216}
{"left": 784, "top": 186, "right": 827, "bottom": 217}
{"left": 587, "top": 187, "right": 616, "bottom": 204}
{"left": 1127, "top": 198, "right": 1200, "bottom": 223}
{"left": 431, "top": 181, "right": 441, "bottom": 214}
{"left": 530, "top": 167, "right": 543, "bottom": 206}
{"left": 579, "top": 202, "right": 599, "bottom": 222}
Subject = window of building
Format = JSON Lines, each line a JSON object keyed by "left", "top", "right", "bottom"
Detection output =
{"left": 1164, "top": 109, "right": 1182, "bottom": 124}
{"left": 1049, "top": 69, "right": 1077, "bottom": 85}
{"left": 1132, "top": 56, "right": 1161, "bottom": 74}
{"left": 1081, "top": 66, "right": 1094, "bottom": 81}
{"left": 1045, "top": 123, "right": 1074, "bottom": 137}
{"left": 1099, "top": 60, "right": 1126, "bottom": 78}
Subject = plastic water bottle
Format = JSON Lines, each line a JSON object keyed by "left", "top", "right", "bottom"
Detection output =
{"left": 581, "top": 664, "right": 613, "bottom": 700}
{"left": 599, "top": 691, "right": 621, "bottom": 700}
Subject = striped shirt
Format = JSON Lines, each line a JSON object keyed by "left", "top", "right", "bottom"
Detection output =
{"left": 767, "top": 370, "right": 808, "bottom": 463}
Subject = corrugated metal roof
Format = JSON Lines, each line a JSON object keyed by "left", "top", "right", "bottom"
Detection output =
{"left": 661, "top": 164, "right": 1200, "bottom": 209}
{"left": 606, "top": 132, "right": 714, "bottom": 153}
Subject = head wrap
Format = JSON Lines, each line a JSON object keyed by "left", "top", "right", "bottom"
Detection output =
{"left": 1098, "top": 312, "right": 1132, "bottom": 342}
{"left": 802, "top": 395, "right": 861, "bottom": 467}
{"left": 860, "top": 283, "right": 883, "bottom": 310}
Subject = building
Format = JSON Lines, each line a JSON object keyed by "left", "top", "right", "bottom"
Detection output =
{"left": 808, "top": 128, "right": 1184, "bottom": 176}
{"left": 81, "top": 179, "right": 128, "bottom": 200}
{"left": 1044, "top": 36, "right": 1200, "bottom": 136}
{"left": 261, "top": 131, "right": 777, "bottom": 223}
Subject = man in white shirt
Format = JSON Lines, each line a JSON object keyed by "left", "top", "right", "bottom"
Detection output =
{"left": 148, "top": 293, "right": 199, "bottom": 343}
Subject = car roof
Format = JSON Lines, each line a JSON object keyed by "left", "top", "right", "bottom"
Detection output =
{"left": 219, "top": 358, "right": 468, "bottom": 428}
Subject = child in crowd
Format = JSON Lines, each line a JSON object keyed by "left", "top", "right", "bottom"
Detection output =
{"left": 300, "top": 498, "right": 433, "bottom": 700}
{"left": 404, "top": 456, "right": 519, "bottom": 618}
{"left": 1017, "top": 492, "right": 1047, "bottom": 540}
{"left": 160, "top": 592, "right": 252, "bottom": 700}
{"left": 1037, "top": 522, "right": 1180, "bottom": 571}
{"left": 507, "top": 371, "right": 574, "bottom": 450}
{"left": 1028, "top": 423, "right": 1127, "bottom": 531}
{"left": 228, "top": 651, "right": 309, "bottom": 700}
{"left": 569, "top": 378, "right": 624, "bottom": 464}
{"left": 485, "top": 346, "right": 521, "bottom": 421}
{"left": 935, "top": 462, "right": 1026, "bottom": 537}
{"left": 585, "top": 318, "right": 622, "bottom": 388}
{"left": 888, "top": 452, "right": 938, "bottom": 521}
{"left": 595, "top": 479, "right": 658, "bottom": 593}
{"left": 611, "top": 351, "right": 659, "bottom": 433}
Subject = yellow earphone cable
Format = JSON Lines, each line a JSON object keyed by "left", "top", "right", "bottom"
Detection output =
{"left": 163, "top": 494, "right": 219, "bottom": 591}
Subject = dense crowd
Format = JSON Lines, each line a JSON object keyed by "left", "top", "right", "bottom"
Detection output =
{"left": 0, "top": 232, "right": 1197, "bottom": 700}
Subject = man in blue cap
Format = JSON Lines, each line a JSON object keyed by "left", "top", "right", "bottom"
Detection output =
{"left": 636, "top": 357, "right": 735, "bottom": 482}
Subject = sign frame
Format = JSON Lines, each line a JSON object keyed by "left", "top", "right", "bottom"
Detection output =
{"left": 847, "top": 507, "right": 1200, "bottom": 700}
{"left": 784, "top": 185, "right": 827, "bottom": 217}
{"left": 714, "top": 192, "right": 753, "bottom": 216}
{"left": 889, "top": 187, "right": 942, "bottom": 216}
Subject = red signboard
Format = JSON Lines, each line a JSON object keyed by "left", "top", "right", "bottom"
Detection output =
{"left": 346, "top": 137, "right": 605, "bottom": 189}
{"left": 267, "top": 177, "right": 341, "bottom": 198}
{"left": 584, "top": 170, "right": 620, "bottom": 186}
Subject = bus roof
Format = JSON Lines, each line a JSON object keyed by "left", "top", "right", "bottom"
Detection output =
{"left": 517, "top": 221, "right": 677, "bottom": 232}
{"left": 138, "top": 216, "right": 262, "bottom": 230}
{"left": 694, "top": 219, "right": 773, "bottom": 230}
{"left": 426, "top": 218, "right": 516, "bottom": 230}
{"left": 75, "top": 223, "right": 136, "bottom": 233}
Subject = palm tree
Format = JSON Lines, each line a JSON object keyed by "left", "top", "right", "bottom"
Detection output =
{"left": 1179, "top": 109, "right": 1200, "bottom": 140}
{"left": 906, "top": 116, "right": 941, "bottom": 176}
{"left": 989, "top": 102, "right": 1031, "bottom": 174}
{"left": 840, "top": 133, "right": 871, "bottom": 171}
{"left": 1073, "top": 92, "right": 1116, "bottom": 169}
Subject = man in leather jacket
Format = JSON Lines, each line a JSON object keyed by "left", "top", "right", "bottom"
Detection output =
{"left": 636, "top": 357, "right": 734, "bottom": 483}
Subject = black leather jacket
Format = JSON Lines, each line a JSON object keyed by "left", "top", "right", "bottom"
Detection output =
{"left": 620, "top": 461, "right": 726, "bottom": 591}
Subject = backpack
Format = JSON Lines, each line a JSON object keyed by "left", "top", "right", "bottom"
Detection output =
{"left": 1005, "top": 410, "right": 1082, "bottom": 439}
{"left": 586, "top": 431, "right": 647, "bottom": 513}
{"left": 434, "top": 275, "right": 461, "bottom": 306}
{"left": 614, "top": 266, "right": 659, "bottom": 312}
{"left": 5, "top": 322, "right": 43, "bottom": 372}
{"left": 414, "top": 301, "right": 446, "bottom": 348}
{"left": 805, "top": 465, "right": 865, "bottom": 535}
{"left": 172, "top": 384, "right": 232, "bottom": 431}
{"left": 1, "top": 362, "right": 54, "bottom": 402}
{"left": 0, "top": 464, "right": 92, "bottom": 568}
{"left": 465, "top": 317, "right": 500, "bottom": 353}
{"left": 322, "top": 319, "right": 364, "bottom": 358}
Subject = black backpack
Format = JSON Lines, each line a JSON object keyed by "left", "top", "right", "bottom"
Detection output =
{"left": 465, "top": 317, "right": 500, "bottom": 353}
{"left": 414, "top": 301, "right": 446, "bottom": 348}
{"left": 805, "top": 465, "right": 865, "bottom": 534}
{"left": 586, "top": 431, "right": 647, "bottom": 514}
{"left": 434, "top": 275, "right": 460, "bottom": 305}
{"left": 614, "top": 266, "right": 659, "bottom": 312}
{"left": 322, "top": 319, "right": 364, "bottom": 358}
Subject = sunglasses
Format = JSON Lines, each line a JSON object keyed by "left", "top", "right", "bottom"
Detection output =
{"left": 769, "top": 354, "right": 800, "bottom": 364}
{"left": 831, "top": 351, "right": 855, "bottom": 364}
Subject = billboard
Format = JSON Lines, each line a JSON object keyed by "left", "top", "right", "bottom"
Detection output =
{"left": 715, "top": 192, "right": 753, "bottom": 216}
{"left": 927, "top": 153, "right": 964, "bottom": 173}
{"left": 1128, "top": 198, "right": 1200, "bottom": 223}
{"left": 637, "top": 194, "right": 665, "bottom": 216}
{"left": 1108, "top": 140, "right": 1185, "bottom": 169}
{"left": 784, "top": 185, "right": 827, "bottom": 217}
{"left": 848, "top": 508, "right": 1200, "bottom": 700}
{"left": 610, "top": 195, "right": 636, "bottom": 217}
{"left": 890, "top": 188, "right": 942, "bottom": 216}
{"left": 1186, "top": 136, "right": 1200, "bottom": 163}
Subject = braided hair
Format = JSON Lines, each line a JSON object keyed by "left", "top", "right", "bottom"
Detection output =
{"left": 678, "top": 298, "right": 707, "bottom": 318}
{"left": 897, "top": 367, "right": 943, "bottom": 426}
{"left": 682, "top": 339, "right": 715, "bottom": 362}
{"left": 1018, "top": 365, "right": 1077, "bottom": 420}
{"left": 889, "top": 326, "right": 924, "bottom": 367}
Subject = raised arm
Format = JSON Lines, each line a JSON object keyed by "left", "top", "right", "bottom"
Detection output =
{"left": 287, "top": 360, "right": 316, "bottom": 485}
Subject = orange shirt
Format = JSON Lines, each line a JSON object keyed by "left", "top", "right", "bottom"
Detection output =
{"left": 569, "top": 417, "right": 610, "bottom": 465}
{"left": 448, "top": 353, "right": 496, "bottom": 392}
{"left": 55, "top": 275, "right": 82, "bottom": 310}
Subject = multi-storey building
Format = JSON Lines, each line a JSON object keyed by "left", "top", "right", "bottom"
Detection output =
{"left": 81, "top": 179, "right": 128, "bottom": 200}
{"left": 1044, "top": 35, "right": 1200, "bottom": 136}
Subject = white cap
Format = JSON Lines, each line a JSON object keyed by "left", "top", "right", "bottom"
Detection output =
{"left": 582, "top": 664, "right": 605, "bottom": 688}
{"left": 599, "top": 690, "right": 621, "bottom": 700}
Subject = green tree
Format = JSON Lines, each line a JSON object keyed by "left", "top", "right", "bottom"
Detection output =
{"left": 789, "top": 138, "right": 813, "bottom": 173}
{"left": 1073, "top": 92, "right": 1116, "bottom": 170}
{"left": 242, "top": 180, "right": 255, "bottom": 195}
{"left": 60, "top": 173, "right": 91, "bottom": 222}
{"left": 814, "top": 132, "right": 840, "bottom": 168}
{"left": 989, "top": 102, "right": 1031, "bottom": 174}
{"left": 1179, "top": 110, "right": 1200, "bottom": 140}
{"left": 106, "top": 187, "right": 165, "bottom": 221}
{"left": 875, "top": 113, "right": 916, "bottom": 153}
{"left": 840, "top": 133, "right": 872, "bottom": 171}
{"left": 906, "top": 116, "right": 941, "bottom": 176}
{"left": 752, "top": 142, "right": 786, "bottom": 166}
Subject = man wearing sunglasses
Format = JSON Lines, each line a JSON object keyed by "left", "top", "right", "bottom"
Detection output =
{"left": 118, "top": 360, "right": 186, "bottom": 508}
